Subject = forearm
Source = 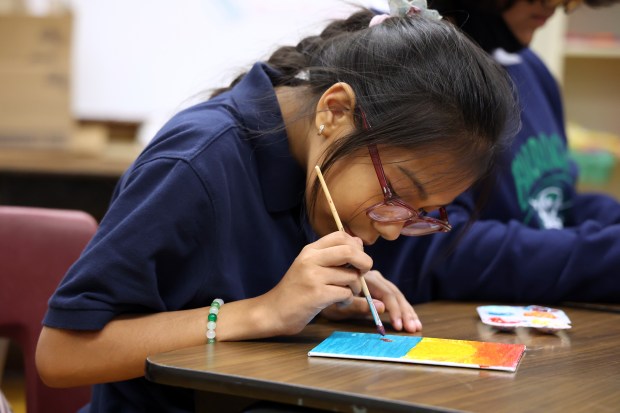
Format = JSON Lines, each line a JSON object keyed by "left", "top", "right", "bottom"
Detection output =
{"left": 37, "top": 233, "right": 370, "bottom": 387}
{"left": 36, "top": 297, "right": 273, "bottom": 387}
{"left": 570, "top": 193, "right": 620, "bottom": 226}
{"left": 430, "top": 220, "right": 620, "bottom": 302}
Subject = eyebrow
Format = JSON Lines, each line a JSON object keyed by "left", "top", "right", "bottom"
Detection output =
{"left": 397, "top": 165, "right": 428, "bottom": 201}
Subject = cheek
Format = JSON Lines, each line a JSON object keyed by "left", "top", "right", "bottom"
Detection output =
{"left": 502, "top": 7, "right": 529, "bottom": 33}
{"left": 308, "top": 197, "right": 338, "bottom": 237}
{"left": 330, "top": 163, "right": 381, "bottom": 212}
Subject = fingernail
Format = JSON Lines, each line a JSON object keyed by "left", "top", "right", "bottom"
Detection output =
{"left": 394, "top": 318, "right": 402, "bottom": 330}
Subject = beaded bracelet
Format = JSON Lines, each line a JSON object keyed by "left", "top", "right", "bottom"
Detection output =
{"left": 207, "top": 298, "right": 224, "bottom": 344}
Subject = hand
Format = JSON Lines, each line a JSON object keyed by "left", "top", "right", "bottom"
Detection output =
{"left": 261, "top": 231, "right": 372, "bottom": 336}
{"left": 320, "top": 270, "right": 422, "bottom": 333}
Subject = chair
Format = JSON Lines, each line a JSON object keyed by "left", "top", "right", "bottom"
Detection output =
{"left": 0, "top": 206, "right": 96, "bottom": 413}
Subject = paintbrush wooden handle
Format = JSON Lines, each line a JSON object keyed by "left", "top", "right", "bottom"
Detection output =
{"left": 315, "top": 165, "right": 385, "bottom": 335}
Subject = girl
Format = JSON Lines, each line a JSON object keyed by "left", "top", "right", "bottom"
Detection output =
{"left": 36, "top": 2, "right": 518, "bottom": 412}
{"left": 369, "top": 0, "right": 620, "bottom": 304}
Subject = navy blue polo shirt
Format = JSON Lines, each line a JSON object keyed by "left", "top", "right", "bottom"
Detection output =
{"left": 44, "top": 63, "right": 312, "bottom": 412}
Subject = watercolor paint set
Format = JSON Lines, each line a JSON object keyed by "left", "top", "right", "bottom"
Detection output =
{"left": 308, "top": 331, "right": 526, "bottom": 372}
{"left": 477, "top": 305, "right": 572, "bottom": 331}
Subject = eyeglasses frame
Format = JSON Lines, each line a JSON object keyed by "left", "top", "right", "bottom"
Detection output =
{"left": 365, "top": 144, "right": 451, "bottom": 235}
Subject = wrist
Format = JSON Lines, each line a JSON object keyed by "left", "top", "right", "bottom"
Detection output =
{"left": 206, "top": 298, "right": 224, "bottom": 343}
{"left": 213, "top": 296, "right": 280, "bottom": 341}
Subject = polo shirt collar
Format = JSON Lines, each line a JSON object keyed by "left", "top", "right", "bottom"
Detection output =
{"left": 229, "top": 63, "right": 306, "bottom": 213}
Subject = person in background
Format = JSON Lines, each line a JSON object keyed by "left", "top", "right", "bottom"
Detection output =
{"left": 369, "top": 0, "right": 620, "bottom": 304}
{"left": 35, "top": 2, "right": 518, "bottom": 412}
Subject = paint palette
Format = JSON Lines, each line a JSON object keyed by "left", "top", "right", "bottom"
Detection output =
{"left": 477, "top": 305, "right": 572, "bottom": 331}
{"left": 308, "top": 331, "right": 526, "bottom": 372}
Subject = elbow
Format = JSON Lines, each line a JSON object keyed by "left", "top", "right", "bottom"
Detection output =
{"left": 35, "top": 327, "right": 83, "bottom": 388}
{"left": 36, "top": 353, "right": 64, "bottom": 388}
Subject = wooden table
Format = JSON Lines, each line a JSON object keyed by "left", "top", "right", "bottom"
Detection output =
{"left": 145, "top": 302, "right": 620, "bottom": 413}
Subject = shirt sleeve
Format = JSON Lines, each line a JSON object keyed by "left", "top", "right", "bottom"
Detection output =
{"left": 44, "top": 158, "right": 214, "bottom": 330}
{"left": 369, "top": 190, "right": 620, "bottom": 304}
{"left": 569, "top": 192, "right": 620, "bottom": 226}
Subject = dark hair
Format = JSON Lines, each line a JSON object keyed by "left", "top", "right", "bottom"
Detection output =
{"left": 428, "top": 0, "right": 620, "bottom": 53}
{"left": 213, "top": 9, "right": 519, "bottom": 214}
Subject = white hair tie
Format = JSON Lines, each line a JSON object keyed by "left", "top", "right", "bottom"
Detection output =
{"left": 369, "top": 0, "right": 442, "bottom": 27}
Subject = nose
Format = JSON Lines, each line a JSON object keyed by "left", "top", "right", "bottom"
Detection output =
{"left": 373, "top": 221, "right": 405, "bottom": 241}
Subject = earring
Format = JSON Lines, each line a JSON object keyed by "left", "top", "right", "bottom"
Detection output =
{"left": 317, "top": 124, "right": 325, "bottom": 136}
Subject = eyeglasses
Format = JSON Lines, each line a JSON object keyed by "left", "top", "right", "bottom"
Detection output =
{"left": 358, "top": 110, "right": 451, "bottom": 236}
{"left": 365, "top": 144, "right": 452, "bottom": 236}
{"left": 541, "top": 0, "right": 583, "bottom": 13}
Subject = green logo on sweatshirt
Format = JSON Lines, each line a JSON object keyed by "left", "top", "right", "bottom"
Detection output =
{"left": 511, "top": 133, "right": 572, "bottom": 228}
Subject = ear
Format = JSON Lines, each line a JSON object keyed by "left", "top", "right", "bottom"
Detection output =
{"left": 314, "top": 82, "right": 357, "bottom": 139}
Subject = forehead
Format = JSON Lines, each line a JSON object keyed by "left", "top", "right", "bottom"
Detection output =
{"left": 376, "top": 147, "right": 477, "bottom": 200}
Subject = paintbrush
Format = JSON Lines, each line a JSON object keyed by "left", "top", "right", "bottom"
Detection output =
{"left": 314, "top": 165, "right": 386, "bottom": 336}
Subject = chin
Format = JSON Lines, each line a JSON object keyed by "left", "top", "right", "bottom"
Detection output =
{"left": 517, "top": 30, "right": 535, "bottom": 46}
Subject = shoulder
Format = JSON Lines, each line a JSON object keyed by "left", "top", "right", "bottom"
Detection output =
{"left": 518, "top": 49, "right": 564, "bottom": 112}
{"left": 510, "top": 49, "right": 558, "bottom": 91}
{"left": 493, "top": 48, "right": 555, "bottom": 84}
{"left": 518, "top": 49, "right": 557, "bottom": 83}
{"left": 494, "top": 48, "right": 563, "bottom": 113}
{"left": 140, "top": 98, "right": 244, "bottom": 164}
{"left": 111, "top": 99, "right": 251, "bottom": 213}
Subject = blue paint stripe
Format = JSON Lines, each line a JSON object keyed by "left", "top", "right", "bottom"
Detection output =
{"left": 310, "top": 331, "right": 422, "bottom": 358}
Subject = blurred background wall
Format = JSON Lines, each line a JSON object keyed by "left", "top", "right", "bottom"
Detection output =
{"left": 0, "top": 0, "right": 618, "bottom": 217}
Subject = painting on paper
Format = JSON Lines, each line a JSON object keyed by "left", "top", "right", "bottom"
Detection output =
{"left": 308, "top": 331, "right": 526, "bottom": 372}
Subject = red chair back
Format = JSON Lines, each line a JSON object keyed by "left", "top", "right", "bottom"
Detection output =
{"left": 0, "top": 206, "right": 96, "bottom": 413}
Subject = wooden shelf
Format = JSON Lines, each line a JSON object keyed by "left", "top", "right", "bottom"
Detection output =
{"left": 577, "top": 162, "right": 620, "bottom": 200}
{"left": 0, "top": 141, "right": 142, "bottom": 177}
{"left": 565, "top": 42, "right": 620, "bottom": 59}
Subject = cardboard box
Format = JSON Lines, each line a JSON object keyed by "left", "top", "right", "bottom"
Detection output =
{"left": 0, "top": 12, "right": 72, "bottom": 148}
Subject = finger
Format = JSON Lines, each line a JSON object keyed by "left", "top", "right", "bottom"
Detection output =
{"left": 316, "top": 266, "right": 361, "bottom": 289}
{"left": 310, "top": 244, "right": 373, "bottom": 274}
{"left": 385, "top": 282, "right": 421, "bottom": 332}
{"left": 364, "top": 271, "right": 421, "bottom": 332}
{"left": 311, "top": 231, "right": 363, "bottom": 250}
{"left": 348, "top": 275, "right": 362, "bottom": 296}
{"left": 386, "top": 291, "right": 421, "bottom": 332}
{"left": 323, "top": 297, "right": 384, "bottom": 322}
{"left": 333, "top": 296, "right": 376, "bottom": 318}
{"left": 306, "top": 232, "right": 372, "bottom": 273}
{"left": 323, "top": 285, "right": 356, "bottom": 308}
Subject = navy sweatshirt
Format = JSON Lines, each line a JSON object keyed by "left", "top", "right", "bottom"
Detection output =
{"left": 368, "top": 48, "right": 620, "bottom": 303}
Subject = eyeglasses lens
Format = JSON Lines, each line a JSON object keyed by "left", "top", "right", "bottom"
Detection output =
{"left": 400, "top": 221, "right": 444, "bottom": 236}
{"left": 367, "top": 204, "right": 414, "bottom": 222}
